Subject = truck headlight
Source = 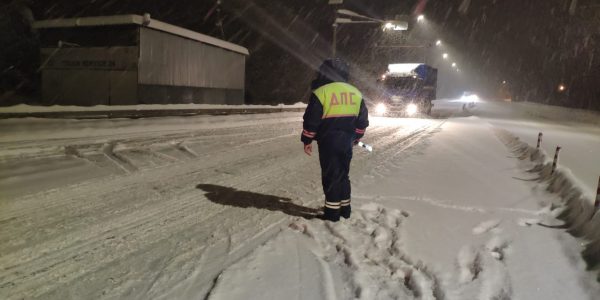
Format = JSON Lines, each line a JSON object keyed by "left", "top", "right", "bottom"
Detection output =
{"left": 375, "top": 103, "right": 387, "bottom": 115}
{"left": 406, "top": 103, "right": 418, "bottom": 116}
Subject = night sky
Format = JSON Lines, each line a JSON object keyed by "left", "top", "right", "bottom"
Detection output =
{"left": 1, "top": 0, "right": 599, "bottom": 109}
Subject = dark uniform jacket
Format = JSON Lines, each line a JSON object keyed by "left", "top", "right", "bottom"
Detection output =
{"left": 301, "top": 79, "right": 369, "bottom": 145}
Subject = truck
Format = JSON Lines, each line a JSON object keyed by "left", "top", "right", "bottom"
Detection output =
{"left": 373, "top": 63, "right": 438, "bottom": 116}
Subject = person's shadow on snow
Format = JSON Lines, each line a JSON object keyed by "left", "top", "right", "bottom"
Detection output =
{"left": 196, "top": 184, "right": 320, "bottom": 219}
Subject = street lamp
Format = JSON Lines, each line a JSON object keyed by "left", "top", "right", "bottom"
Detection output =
{"left": 436, "top": 40, "right": 442, "bottom": 46}
{"left": 335, "top": 18, "right": 377, "bottom": 24}
{"left": 337, "top": 9, "right": 373, "bottom": 19}
{"left": 382, "top": 21, "right": 408, "bottom": 31}
{"left": 443, "top": 53, "right": 449, "bottom": 59}
{"left": 332, "top": 9, "right": 407, "bottom": 56}
{"left": 452, "top": 62, "right": 457, "bottom": 68}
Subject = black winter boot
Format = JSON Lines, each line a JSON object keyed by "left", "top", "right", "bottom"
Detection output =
{"left": 322, "top": 207, "right": 340, "bottom": 222}
{"left": 340, "top": 200, "right": 351, "bottom": 219}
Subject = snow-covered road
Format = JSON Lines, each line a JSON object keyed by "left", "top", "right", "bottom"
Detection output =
{"left": 1, "top": 101, "right": 598, "bottom": 299}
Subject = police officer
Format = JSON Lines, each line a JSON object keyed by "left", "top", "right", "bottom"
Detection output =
{"left": 301, "top": 58, "right": 369, "bottom": 222}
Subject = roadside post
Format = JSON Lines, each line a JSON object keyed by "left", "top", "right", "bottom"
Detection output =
{"left": 551, "top": 146, "right": 561, "bottom": 175}
{"left": 537, "top": 132, "right": 543, "bottom": 149}
{"left": 595, "top": 176, "right": 600, "bottom": 211}
{"left": 592, "top": 176, "right": 600, "bottom": 220}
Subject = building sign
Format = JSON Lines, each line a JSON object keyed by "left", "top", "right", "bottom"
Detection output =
{"left": 55, "top": 60, "right": 117, "bottom": 68}
{"left": 40, "top": 47, "right": 138, "bottom": 71}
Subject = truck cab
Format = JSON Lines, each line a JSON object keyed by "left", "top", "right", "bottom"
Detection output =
{"left": 374, "top": 63, "right": 437, "bottom": 117}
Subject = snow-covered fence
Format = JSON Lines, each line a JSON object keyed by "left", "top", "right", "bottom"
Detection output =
{"left": 551, "top": 146, "right": 561, "bottom": 175}
{"left": 536, "top": 132, "right": 543, "bottom": 149}
{"left": 0, "top": 104, "right": 307, "bottom": 119}
{"left": 495, "top": 129, "right": 600, "bottom": 270}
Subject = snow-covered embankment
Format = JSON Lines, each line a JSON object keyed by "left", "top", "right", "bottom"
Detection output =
{"left": 496, "top": 129, "right": 600, "bottom": 273}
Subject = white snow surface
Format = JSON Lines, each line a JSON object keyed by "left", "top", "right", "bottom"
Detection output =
{"left": 1, "top": 99, "right": 599, "bottom": 299}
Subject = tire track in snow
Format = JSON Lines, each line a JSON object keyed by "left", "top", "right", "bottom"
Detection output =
{"left": 0, "top": 123, "right": 300, "bottom": 219}
{"left": 1, "top": 139, "right": 312, "bottom": 298}
{"left": 3, "top": 115, "right": 390, "bottom": 298}
{"left": 352, "top": 119, "right": 445, "bottom": 185}
{"left": 0, "top": 120, "right": 301, "bottom": 189}
{"left": 1, "top": 127, "right": 312, "bottom": 298}
{"left": 0, "top": 122, "right": 399, "bottom": 254}
{"left": 1, "top": 117, "right": 442, "bottom": 299}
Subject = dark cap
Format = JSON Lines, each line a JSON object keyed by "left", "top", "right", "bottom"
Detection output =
{"left": 318, "top": 58, "right": 350, "bottom": 83}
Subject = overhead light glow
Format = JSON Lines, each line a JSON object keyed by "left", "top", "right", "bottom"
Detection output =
{"left": 558, "top": 84, "right": 566, "bottom": 92}
{"left": 443, "top": 53, "right": 448, "bottom": 59}
{"left": 452, "top": 62, "right": 457, "bottom": 68}
{"left": 436, "top": 40, "right": 442, "bottom": 46}
{"left": 460, "top": 94, "right": 479, "bottom": 103}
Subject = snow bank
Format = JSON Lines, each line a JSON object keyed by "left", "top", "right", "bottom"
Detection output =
{"left": 512, "top": 101, "right": 600, "bottom": 126}
{"left": 496, "top": 129, "right": 600, "bottom": 271}
{"left": 0, "top": 103, "right": 307, "bottom": 113}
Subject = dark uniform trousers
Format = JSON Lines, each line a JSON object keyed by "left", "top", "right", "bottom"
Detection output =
{"left": 318, "top": 130, "right": 353, "bottom": 203}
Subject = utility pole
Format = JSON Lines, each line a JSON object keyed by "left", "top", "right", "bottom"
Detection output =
{"left": 329, "top": 0, "right": 343, "bottom": 57}
{"left": 332, "top": 22, "right": 338, "bottom": 57}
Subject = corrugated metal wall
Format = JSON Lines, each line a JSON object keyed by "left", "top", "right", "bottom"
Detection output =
{"left": 138, "top": 27, "right": 245, "bottom": 90}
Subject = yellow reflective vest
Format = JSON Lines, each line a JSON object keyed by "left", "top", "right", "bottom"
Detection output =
{"left": 313, "top": 82, "right": 363, "bottom": 119}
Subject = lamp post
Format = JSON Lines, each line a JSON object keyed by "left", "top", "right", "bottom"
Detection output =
{"left": 331, "top": 9, "right": 408, "bottom": 56}
{"left": 333, "top": 22, "right": 338, "bottom": 56}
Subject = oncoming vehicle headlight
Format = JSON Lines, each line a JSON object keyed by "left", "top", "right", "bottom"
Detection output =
{"left": 375, "top": 103, "right": 387, "bottom": 115}
{"left": 460, "top": 94, "right": 480, "bottom": 103}
{"left": 406, "top": 103, "right": 418, "bottom": 116}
